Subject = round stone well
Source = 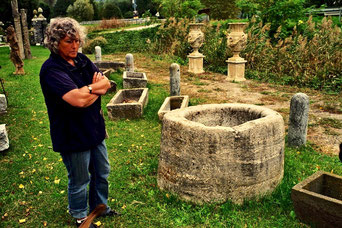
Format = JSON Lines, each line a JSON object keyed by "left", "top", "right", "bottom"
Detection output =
{"left": 157, "top": 103, "right": 285, "bottom": 204}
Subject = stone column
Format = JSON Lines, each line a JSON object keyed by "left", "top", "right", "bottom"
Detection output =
{"left": 20, "top": 9, "right": 32, "bottom": 59}
{"left": 0, "top": 124, "right": 9, "bottom": 152}
{"left": 226, "top": 23, "right": 247, "bottom": 82}
{"left": 95, "top": 46, "right": 101, "bottom": 61}
{"left": 11, "top": 0, "right": 24, "bottom": 59}
{"left": 170, "top": 63, "right": 180, "bottom": 96}
{"left": 31, "top": 8, "right": 47, "bottom": 46}
{"left": 125, "top": 53, "right": 134, "bottom": 72}
{"left": 187, "top": 23, "right": 205, "bottom": 74}
{"left": 287, "top": 93, "right": 309, "bottom": 147}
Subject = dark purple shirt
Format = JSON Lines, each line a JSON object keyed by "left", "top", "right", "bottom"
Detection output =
{"left": 40, "top": 52, "right": 106, "bottom": 153}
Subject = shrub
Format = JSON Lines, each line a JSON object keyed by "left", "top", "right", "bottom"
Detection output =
{"left": 83, "top": 36, "right": 108, "bottom": 54}
{"left": 151, "top": 18, "right": 191, "bottom": 59}
{"left": 67, "top": 0, "right": 94, "bottom": 22}
{"left": 103, "top": 2, "right": 123, "bottom": 19}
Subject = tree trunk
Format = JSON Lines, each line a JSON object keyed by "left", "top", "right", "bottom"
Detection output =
{"left": 11, "top": 0, "right": 25, "bottom": 59}
{"left": 20, "top": 9, "right": 32, "bottom": 59}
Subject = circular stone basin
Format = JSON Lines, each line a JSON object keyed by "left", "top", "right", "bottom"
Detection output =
{"left": 157, "top": 103, "right": 285, "bottom": 204}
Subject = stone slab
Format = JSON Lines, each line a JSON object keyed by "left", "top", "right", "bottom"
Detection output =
{"left": 291, "top": 171, "right": 342, "bottom": 227}
{"left": 0, "top": 94, "right": 7, "bottom": 113}
{"left": 0, "top": 124, "right": 9, "bottom": 151}
{"left": 106, "top": 88, "right": 148, "bottom": 120}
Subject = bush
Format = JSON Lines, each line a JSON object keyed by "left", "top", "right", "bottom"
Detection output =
{"left": 67, "top": 0, "right": 94, "bottom": 22}
{"left": 83, "top": 36, "right": 108, "bottom": 54}
{"left": 103, "top": 2, "right": 123, "bottom": 19}
{"left": 243, "top": 16, "right": 342, "bottom": 92}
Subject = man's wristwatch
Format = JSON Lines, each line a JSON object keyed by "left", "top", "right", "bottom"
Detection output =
{"left": 88, "top": 86, "right": 92, "bottom": 94}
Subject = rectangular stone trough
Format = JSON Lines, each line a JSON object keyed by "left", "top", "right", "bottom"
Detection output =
{"left": 123, "top": 71, "right": 147, "bottom": 89}
{"left": 291, "top": 171, "right": 342, "bottom": 227}
{"left": 94, "top": 61, "right": 125, "bottom": 71}
{"left": 158, "top": 95, "right": 189, "bottom": 121}
{"left": 106, "top": 88, "right": 148, "bottom": 120}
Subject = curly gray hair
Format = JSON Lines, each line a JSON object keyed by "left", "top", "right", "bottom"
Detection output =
{"left": 44, "top": 17, "right": 86, "bottom": 54}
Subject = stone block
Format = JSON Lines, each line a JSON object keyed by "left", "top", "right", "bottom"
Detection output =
{"left": 158, "top": 95, "right": 189, "bottom": 121}
{"left": 123, "top": 71, "right": 147, "bottom": 89}
{"left": 188, "top": 54, "right": 205, "bottom": 74}
{"left": 158, "top": 103, "right": 284, "bottom": 204}
{"left": 0, "top": 124, "right": 9, "bottom": 151}
{"left": 226, "top": 59, "right": 247, "bottom": 82}
{"left": 106, "top": 88, "right": 148, "bottom": 120}
{"left": 291, "top": 171, "right": 342, "bottom": 227}
{"left": 0, "top": 94, "right": 7, "bottom": 113}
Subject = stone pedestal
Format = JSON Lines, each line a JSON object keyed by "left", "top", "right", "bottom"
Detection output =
{"left": 226, "top": 58, "right": 247, "bottom": 82}
{"left": 31, "top": 8, "right": 47, "bottom": 46}
{"left": 188, "top": 54, "right": 205, "bottom": 74}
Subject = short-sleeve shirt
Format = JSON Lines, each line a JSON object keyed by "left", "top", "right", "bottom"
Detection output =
{"left": 40, "top": 52, "right": 106, "bottom": 153}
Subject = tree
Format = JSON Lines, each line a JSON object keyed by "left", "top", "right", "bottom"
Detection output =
{"left": 0, "top": 0, "right": 39, "bottom": 28}
{"left": 67, "top": 0, "right": 94, "bottom": 21}
{"left": 305, "top": 0, "right": 342, "bottom": 7}
{"left": 200, "top": 0, "right": 240, "bottom": 19}
{"left": 155, "top": 0, "right": 202, "bottom": 19}
{"left": 53, "top": 0, "right": 75, "bottom": 17}
{"left": 236, "top": 0, "right": 308, "bottom": 35}
{"left": 103, "top": 1, "right": 123, "bottom": 19}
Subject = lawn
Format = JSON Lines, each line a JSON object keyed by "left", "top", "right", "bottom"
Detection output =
{"left": 0, "top": 46, "right": 341, "bottom": 227}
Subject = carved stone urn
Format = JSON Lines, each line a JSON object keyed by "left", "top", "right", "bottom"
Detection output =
{"left": 226, "top": 22, "right": 247, "bottom": 81}
{"left": 187, "top": 23, "right": 205, "bottom": 74}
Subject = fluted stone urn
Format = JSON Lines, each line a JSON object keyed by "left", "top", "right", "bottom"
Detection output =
{"left": 187, "top": 23, "right": 205, "bottom": 74}
{"left": 226, "top": 22, "right": 247, "bottom": 82}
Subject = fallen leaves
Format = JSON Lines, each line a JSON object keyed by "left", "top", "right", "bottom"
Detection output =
{"left": 19, "top": 218, "right": 26, "bottom": 224}
{"left": 19, "top": 184, "right": 24, "bottom": 189}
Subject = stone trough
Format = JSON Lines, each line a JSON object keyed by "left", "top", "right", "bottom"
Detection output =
{"left": 158, "top": 95, "right": 189, "bottom": 121}
{"left": 291, "top": 171, "right": 342, "bottom": 227}
{"left": 94, "top": 61, "right": 125, "bottom": 71}
{"left": 106, "top": 88, "right": 148, "bottom": 120}
{"left": 123, "top": 71, "right": 147, "bottom": 89}
{"left": 157, "top": 103, "right": 285, "bottom": 204}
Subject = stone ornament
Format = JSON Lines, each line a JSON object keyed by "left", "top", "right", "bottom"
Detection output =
{"left": 187, "top": 23, "right": 205, "bottom": 74}
{"left": 227, "top": 23, "right": 247, "bottom": 61}
{"left": 6, "top": 25, "right": 25, "bottom": 75}
{"left": 188, "top": 23, "right": 204, "bottom": 56}
{"left": 226, "top": 22, "right": 248, "bottom": 82}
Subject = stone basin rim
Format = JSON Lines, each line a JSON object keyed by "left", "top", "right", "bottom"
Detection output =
{"left": 163, "top": 103, "right": 283, "bottom": 131}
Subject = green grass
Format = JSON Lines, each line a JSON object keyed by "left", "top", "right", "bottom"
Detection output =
{"left": 0, "top": 46, "right": 341, "bottom": 227}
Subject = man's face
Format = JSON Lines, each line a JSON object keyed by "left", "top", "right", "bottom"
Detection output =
{"left": 58, "top": 35, "right": 80, "bottom": 61}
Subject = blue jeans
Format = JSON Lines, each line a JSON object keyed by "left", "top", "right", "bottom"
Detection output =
{"left": 60, "top": 140, "right": 111, "bottom": 219}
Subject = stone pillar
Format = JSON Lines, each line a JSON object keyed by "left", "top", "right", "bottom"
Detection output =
{"left": 170, "top": 63, "right": 180, "bottom": 96}
{"left": 226, "top": 23, "right": 247, "bottom": 82}
{"left": 95, "top": 46, "right": 101, "bottom": 61}
{"left": 287, "top": 93, "right": 309, "bottom": 147}
{"left": 31, "top": 8, "right": 47, "bottom": 46}
{"left": 187, "top": 23, "right": 205, "bottom": 74}
{"left": 125, "top": 53, "right": 134, "bottom": 72}
{"left": 11, "top": 0, "right": 24, "bottom": 59}
{"left": 20, "top": 9, "right": 32, "bottom": 59}
{"left": 0, "top": 124, "right": 9, "bottom": 152}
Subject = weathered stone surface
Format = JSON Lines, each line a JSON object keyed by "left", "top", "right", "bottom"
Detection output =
{"left": 95, "top": 46, "right": 101, "bottom": 61}
{"left": 108, "top": 80, "right": 117, "bottom": 93}
{"left": 94, "top": 61, "right": 125, "bottom": 70}
{"left": 158, "top": 95, "right": 189, "bottom": 121}
{"left": 6, "top": 25, "right": 24, "bottom": 75}
{"left": 158, "top": 103, "right": 285, "bottom": 204}
{"left": 123, "top": 71, "right": 147, "bottom": 89}
{"left": 287, "top": 93, "right": 309, "bottom": 147}
{"left": 125, "top": 53, "right": 134, "bottom": 72}
{"left": 0, "top": 124, "right": 9, "bottom": 151}
{"left": 170, "top": 63, "right": 180, "bottom": 96}
{"left": 0, "top": 94, "right": 7, "bottom": 113}
{"left": 106, "top": 88, "right": 148, "bottom": 120}
{"left": 20, "top": 9, "right": 32, "bottom": 59}
{"left": 188, "top": 55, "right": 205, "bottom": 74}
{"left": 292, "top": 171, "right": 342, "bottom": 228}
